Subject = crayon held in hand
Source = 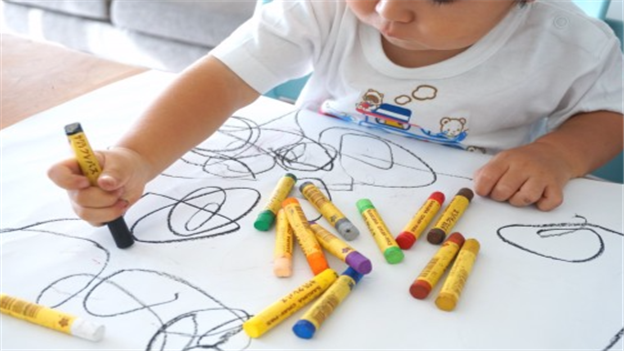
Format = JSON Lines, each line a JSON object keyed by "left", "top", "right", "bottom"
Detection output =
{"left": 427, "top": 188, "right": 473, "bottom": 245}
{"left": 254, "top": 173, "right": 297, "bottom": 231}
{"left": 1, "top": 293, "right": 105, "bottom": 341}
{"left": 396, "top": 191, "right": 445, "bottom": 249}
{"left": 65, "top": 123, "right": 134, "bottom": 249}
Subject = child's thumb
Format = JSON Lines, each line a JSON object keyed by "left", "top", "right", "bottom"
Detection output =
{"left": 98, "top": 168, "right": 128, "bottom": 191}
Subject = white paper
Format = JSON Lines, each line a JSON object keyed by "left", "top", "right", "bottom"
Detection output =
{"left": 1, "top": 71, "right": 622, "bottom": 350}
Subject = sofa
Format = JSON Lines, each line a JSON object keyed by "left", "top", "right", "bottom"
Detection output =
{"left": 1, "top": 0, "right": 257, "bottom": 72}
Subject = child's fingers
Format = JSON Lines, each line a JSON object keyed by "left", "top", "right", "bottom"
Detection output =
{"left": 535, "top": 186, "right": 564, "bottom": 211}
{"left": 488, "top": 167, "right": 527, "bottom": 202}
{"left": 47, "top": 160, "right": 90, "bottom": 190}
{"left": 473, "top": 161, "right": 508, "bottom": 198}
{"left": 71, "top": 199, "right": 129, "bottom": 225}
{"left": 508, "top": 177, "right": 547, "bottom": 207}
{"left": 68, "top": 187, "right": 124, "bottom": 208}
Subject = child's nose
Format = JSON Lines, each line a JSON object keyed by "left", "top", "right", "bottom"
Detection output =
{"left": 375, "top": 0, "right": 415, "bottom": 23}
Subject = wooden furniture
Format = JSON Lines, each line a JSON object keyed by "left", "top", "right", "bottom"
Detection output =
{"left": 1, "top": 33, "right": 146, "bottom": 129}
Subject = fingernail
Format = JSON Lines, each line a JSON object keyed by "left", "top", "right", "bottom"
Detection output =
{"left": 119, "top": 199, "right": 130, "bottom": 211}
{"left": 100, "top": 174, "right": 116, "bottom": 189}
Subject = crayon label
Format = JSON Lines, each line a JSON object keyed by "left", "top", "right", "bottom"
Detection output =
{"left": 310, "top": 224, "right": 354, "bottom": 260}
{"left": 301, "top": 185, "right": 345, "bottom": 226}
{"left": 275, "top": 210, "right": 294, "bottom": 258}
{"left": 441, "top": 250, "right": 477, "bottom": 299}
{"left": 301, "top": 275, "right": 355, "bottom": 329}
{"left": 283, "top": 203, "right": 322, "bottom": 257}
{"left": 67, "top": 132, "right": 102, "bottom": 185}
{"left": 243, "top": 269, "right": 338, "bottom": 338}
{"left": 0, "top": 294, "right": 75, "bottom": 335}
{"left": 266, "top": 177, "right": 296, "bottom": 215}
{"left": 403, "top": 199, "right": 441, "bottom": 238}
{"left": 362, "top": 209, "right": 397, "bottom": 251}
{"left": 434, "top": 197, "right": 470, "bottom": 233}
{"left": 417, "top": 241, "right": 461, "bottom": 287}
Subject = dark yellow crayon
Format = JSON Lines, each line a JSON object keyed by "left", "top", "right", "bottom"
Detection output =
{"left": 65, "top": 123, "right": 134, "bottom": 249}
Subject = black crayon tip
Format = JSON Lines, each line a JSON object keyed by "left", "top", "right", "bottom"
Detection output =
{"left": 64, "top": 122, "right": 83, "bottom": 136}
{"left": 107, "top": 217, "right": 135, "bottom": 249}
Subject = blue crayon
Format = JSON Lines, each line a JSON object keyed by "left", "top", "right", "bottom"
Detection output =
{"left": 292, "top": 267, "right": 363, "bottom": 339}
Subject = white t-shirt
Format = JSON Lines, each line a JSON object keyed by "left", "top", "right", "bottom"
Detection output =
{"left": 212, "top": 0, "right": 623, "bottom": 154}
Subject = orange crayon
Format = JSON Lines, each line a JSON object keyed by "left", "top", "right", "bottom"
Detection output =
{"left": 282, "top": 198, "right": 329, "bottom": 275}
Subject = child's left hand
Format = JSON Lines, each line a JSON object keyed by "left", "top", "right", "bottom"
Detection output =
{"left": 473, "top": 142, "right": 575, "bottom": 211}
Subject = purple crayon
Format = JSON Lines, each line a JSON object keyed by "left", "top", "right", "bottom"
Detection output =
{"left": 309, "top": 222, "right": 372, "bottom": 274}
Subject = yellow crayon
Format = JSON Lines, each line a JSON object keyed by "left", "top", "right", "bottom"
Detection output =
{"left": 395, "top": 191, "right": 445, "bottom": 249}
{"left": 274, "top": 209, "right": 294, "bottom": 277}
{"left": 292, "top": 267, "right": 363, "bottom": 339}
{"left": 65, "top": 123, "right": 134, "bottom": 249}
{"left": 243, "top": 268, "right": 338, "bottom": 338}
{"left": 282, "top": 198, "right": 329, "bottom": 275}
{"left": 299, "top": 182, "right": 359, "bottom": 240}
{"left": 356, "top": 199, "right": 404, "bottom": 264}
{"left": 309, "top": 222, "right": 372, "bottom": 274}
{"left": 410, "top": 233, "right": 465, "bottom": 299}
{"left": 0, "top": 293, "right": 105, "bottom": 341}
{"left": 254, "top": 173, "right": 297, "bottom": 231}
{"left": 436, "top": 238, "right": 480, "bottom": 311}
{"left": 427, "top": 188, "right": 473, "bottom": 245}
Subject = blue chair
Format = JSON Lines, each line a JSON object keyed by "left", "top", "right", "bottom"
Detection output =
{"left": 572, "top": 0, "right": 611, "bottom": 19}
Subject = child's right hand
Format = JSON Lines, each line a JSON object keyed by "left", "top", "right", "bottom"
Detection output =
{"left": 47, "top": 147, "right": 153, "bottom": 226}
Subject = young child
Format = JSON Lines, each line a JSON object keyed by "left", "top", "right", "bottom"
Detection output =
{"left": 48, "top": 0, "right": 623, "bottom": 226}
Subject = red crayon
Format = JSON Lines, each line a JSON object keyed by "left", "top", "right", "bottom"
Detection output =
{"left": 396, "top": 192, "right": 445, "bottom": 249}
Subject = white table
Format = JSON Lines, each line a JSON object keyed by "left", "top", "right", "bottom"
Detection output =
{"left": 1, "top": 71, "right": 622, "bottom": 350}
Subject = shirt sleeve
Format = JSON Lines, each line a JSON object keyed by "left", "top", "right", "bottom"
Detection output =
{"left": 546, "top": 34, "right": 623, "bottom": 131}
{"left": 210, "top": 1, "right": 328, "bottom": 94}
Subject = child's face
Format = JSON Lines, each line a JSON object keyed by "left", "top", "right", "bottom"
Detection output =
{"left": 347, "top": 0, "right": 517, "bottom": 52}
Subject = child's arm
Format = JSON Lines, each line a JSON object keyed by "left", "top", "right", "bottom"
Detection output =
{"left": 48, "top": 55, "right": 260, "bottom": 225}
{"left": 474, "top": 111, "right": 623, "bottom": 211}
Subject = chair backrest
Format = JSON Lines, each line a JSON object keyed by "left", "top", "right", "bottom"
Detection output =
{"left": 572, "top": 0, "right": 611, "bottom": 19}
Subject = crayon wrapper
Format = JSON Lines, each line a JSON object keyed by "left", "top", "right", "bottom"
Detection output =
{"left": 67, "top": 132, "right": 102, "bottom": 185}
{"left": 434, "top": 196, "right": 470, "bottom": 233}
{"left": 417, "top": 241, "right": 462, "bottom": 287}
{"left": 265, "top": 177, "right": 296, "bottom": 215}
{"left": 440, "top": 250, "right": 477, "bottom": 299}
{"left": 361, "top": 208, "right": 397, "bottom": 251}
{"left": 300, "top": 275, "right": 355, "bottom": 329}
{"left": 243, "top": 269, "right": 338, "bottom": 337}
{"left": 301, "top": 185, "right": 345, "bottom": 226}
{"left": 310, "top": 223, "right": 354, "bottom": 260}
{"left": 0, "top": 294, "right": 75, "bottom": 335}
{"left": 403, "top": 199, "right": 442, "bottom": 238}
{"left": 283, "top": 203, "right": 322, "bottom": 257}
{"left": 274, "top": 210, "right": 294, "bottom": 258}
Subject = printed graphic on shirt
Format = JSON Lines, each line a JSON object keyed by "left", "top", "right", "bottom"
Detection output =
{"left": 320, "top": 86, "right": 485, "bottom": 153}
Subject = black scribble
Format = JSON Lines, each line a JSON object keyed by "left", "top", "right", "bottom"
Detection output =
{"left": 164, "top": 109, "right": 467, "bottom": 192}
{"left": 1, "top": 220, "right": 251, "bottom": 351}
{"left": 497, "top": 214, "right": 623, "bottom": 350}
{"left": 130, "top": 186, "right": 261, "bottom": 244}
{"left": 497, "top": 215, "right": 623, "bottom": 263}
